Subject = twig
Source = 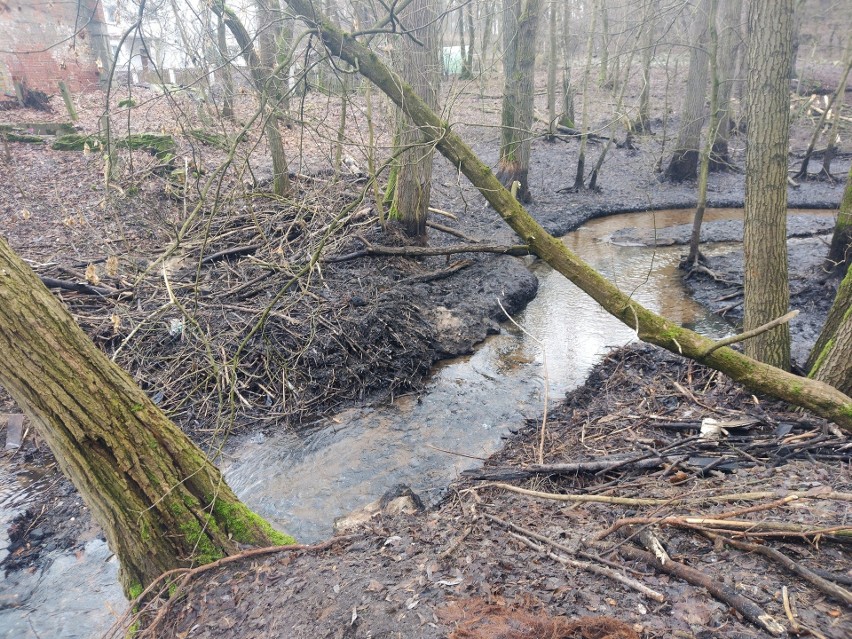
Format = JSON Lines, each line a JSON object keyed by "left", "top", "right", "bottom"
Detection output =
{"left": 199, "top": 243, "right": 261, "bottom": 264}
{"left": 618, "top": 544, "right": 786, "bottom": 635}
{"left": 702, "top": 310, "right": 799, "bottom": 357}
{"left": 705, "top": 531, "right": 852, "bottom": 606}
{"left": 427, "top": 206, "right": 459, "bottom": 220}
{"left": 395, "top": 259, "right": 472, "bottom": 285}
{"left": 486, "top": 515, "right": 665, "bottom": 602}
{"left": 39, "top": 275, "right": 121, "bottom": 297}
{"left": 324, "top": 242, "right": 531, "bottom": 262}
{"left": 425, "top": 220, "right": 480, "bottom": 243}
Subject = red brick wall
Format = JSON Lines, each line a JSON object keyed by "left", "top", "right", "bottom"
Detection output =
{"left": 0, "top": 0, "right": 112, "bottom": 95}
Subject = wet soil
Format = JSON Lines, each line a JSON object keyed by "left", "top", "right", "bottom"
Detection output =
{"left": 124, "top": 345, "right": 852, "bottom": 639}
{"left": 1, "top": 59, "right": 850, "bottom": 637}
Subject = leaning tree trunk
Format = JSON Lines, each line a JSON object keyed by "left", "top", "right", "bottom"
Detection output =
{"left": 809, "top": 264, "right": 852, "bottom": 395}
{"left": 496, "top": 0, "right": 543, "bottom": 202}
{"left": 389, "top": 0, "right": 441, "bottom": 241}
{"left": 743, "top": 0, "right": 793, "bottom": 370}
{"left": 0, "top": 238, "right": 293, "bottom": 596}
{"left": 281, "top": 0, "right": 852, "bottom": 431}
{"left": 824, "top": 163, "right": 852, "bottom": 278}
{"left": 665, "top": 0, "right": 712, "bottom": 182}
{"left": 807, "top": 167, "right": 852, "bottom": 373}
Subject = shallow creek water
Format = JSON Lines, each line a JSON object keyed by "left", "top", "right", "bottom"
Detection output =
{"left": 0, "top": 208, "right": 832, "bottom": 638}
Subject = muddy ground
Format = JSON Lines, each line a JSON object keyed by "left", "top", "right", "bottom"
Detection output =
{"left": 1, "top": 56, "right": 850, "bottom": 638}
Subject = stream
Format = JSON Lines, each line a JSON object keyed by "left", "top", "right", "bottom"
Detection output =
{"left": 0, "top": 208, "right": 832, "bottom": 638}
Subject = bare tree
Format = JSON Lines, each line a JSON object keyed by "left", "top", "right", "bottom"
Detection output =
{"left": 665, "top": 0, "right": 712, "bottom": 182}
{"left": 388, "top": 0, "right": 442, "bottom": 241}
{"left": 496, "top": 0, "right": 544, "bottom": 202}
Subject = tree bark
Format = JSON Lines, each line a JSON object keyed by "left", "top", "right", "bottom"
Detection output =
{"left": 546, "top": 0, "right": 557, "bottom": 138}
{"left": 0, "top": 238, "right": 293, "bottom": 596}
{"left": 282, "top": 0, "right": 852, "bottom": 431}
{"left": 496, "top": 0, "right": 543, "bottom": 202}
{"left": 743, "top": 0, "right": 793, "bottom": 370}
{"left": 573, "top": 0, "right": 597, "bottom": 190}
{"left": 809, "top": 264, "right": 852, "bottom": 395}
{"left": 824, "top": 163, "right": 852, "bottom": 278}
{"left": 216, "top": 15, "right": 235, "bottom": 119}
{"left": 665, "top": 0, "right": 711, "bottom": 182}
{"left": 710, "top": 0, "right": 743, "bottom": 170}
{"left": 255, "top": 0, "right": 291, "bottom": 196}
{"left": 389, "top": 0, "right": 441, "bottom": 241}
{"left": 559, "top": 0, "right": 576, "bottom": 128}
{"left": 634, "top": 0, "right": 655, "bottom": 134}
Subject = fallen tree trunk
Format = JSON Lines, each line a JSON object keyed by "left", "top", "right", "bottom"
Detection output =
{"left": 0, "top": 237, "right": 294, "bottom": 596}
{"left": 283, "top": 0, "right": 852, "bottom": 431}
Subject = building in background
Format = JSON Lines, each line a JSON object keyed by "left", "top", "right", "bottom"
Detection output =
{"left": 0, "top": 0, "right": 112, "bottom": 96}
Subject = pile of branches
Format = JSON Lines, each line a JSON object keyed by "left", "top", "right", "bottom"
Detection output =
{"left": 34, "top": 176, "right": 438, "bottom": 438}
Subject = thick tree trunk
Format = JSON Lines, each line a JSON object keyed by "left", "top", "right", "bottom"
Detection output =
{"left": 743, "top": 0, "right": 793, "bottom": 370}
{"left": 824, "top": 163, "right": 852, "bottom": 278}
{"left": 496, "top": 0, "right": 543, "bottom": 202}
{"left": 0, "top": 238, "right": 292, "bottom": 596}
{"left": 389, "top": 0, "right": 441, "bottom": 241}
{"left": 282, "top": 0, "right": 852, "bottom": 431}
{"left": 808, "top": 169, "right": 852, "bottom": 372}
{"left": 809, "top": 264, "right": 852, "bottom": 395}
{"left": 665, "top": 0, "right": 711, "bottom": 182}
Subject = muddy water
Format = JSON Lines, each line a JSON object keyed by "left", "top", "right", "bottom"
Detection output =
{"left": 220, "top": 208, "right": 744, "bottom": 543}
{"left": 0, "top": 208, "right": 831, "bottom": 638}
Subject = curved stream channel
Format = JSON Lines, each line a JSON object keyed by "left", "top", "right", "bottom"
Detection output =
{"left": 0, "top": 208, "right": 833, "bottom": 637}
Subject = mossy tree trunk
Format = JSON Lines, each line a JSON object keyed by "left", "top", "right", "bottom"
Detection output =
{"left": 808, "top": 264, "right": 852, "bottom": 394}
{"left": 0, "top": 238, "right": 293, "bottom": 597}
{"left": 280, "top": 0, "right": 852, "bottom": 431}
{"left": 824, "top": 163, "right": 852, "bottom": 278}
{"left": 664, "top": 0, "right": 711, "bottom": 182}
{"left": 389, "top": 0, "right": 441, "bottom": 242}
{"left": 496, "top": 0, "right": 543, "bottom": 202}
{"left": 742, "top": 0, "right": 793, "bottom": 370}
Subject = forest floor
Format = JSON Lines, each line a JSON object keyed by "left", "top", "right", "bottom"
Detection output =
{"left": 0, "top": 58, "right": 851, "bottom": 638}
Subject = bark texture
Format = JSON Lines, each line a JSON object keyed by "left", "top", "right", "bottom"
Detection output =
{"left": 282, "top": 0, "right": 852, "bottom": 431}
{"left": 825, "top": 163, "right": 852, "bottom": 278}
{"left": 710, "top": 0, "right": 743, "bottom": 169}
{"left": 743, "top": 0, "right": 793, "bottom": 370}
{"left": 809, "top": 264, "right": 852, "bottom": 395}
{"left": 389, "top": 0, "right": 441, "bottom": 241}
{"left": 0, "top": 238, "right": 293, "bottom": 596}
{"left": 665, "top": 0, "right": 711, "bottom": 181}
{"left": 496, "top": 0, "right": 543, "bottom": 202}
